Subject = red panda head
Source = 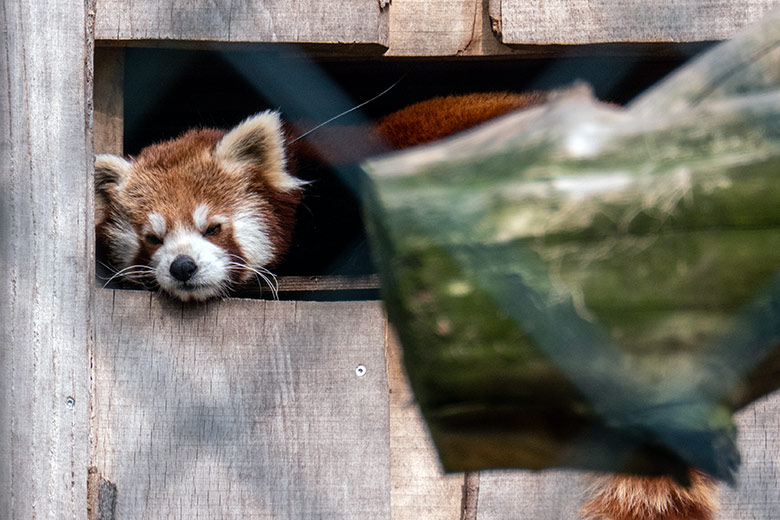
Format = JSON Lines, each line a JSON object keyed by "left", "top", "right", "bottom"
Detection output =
{"left": 95, "top": 111, "right": 304, "bottom": 301}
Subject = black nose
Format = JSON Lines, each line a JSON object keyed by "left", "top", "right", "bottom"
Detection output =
{"left": 170, "top": 255, "right": 198, "bottom": 282}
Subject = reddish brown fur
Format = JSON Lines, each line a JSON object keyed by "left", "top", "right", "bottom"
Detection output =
{"left": 121, "top": 129, "right": 236, "bottom": 227}
{"left": 101, "top": 127, "right": 300, "bottom": 269}
{"left": 581, "top": 470, "right": 718, "bottom": 520}
{"left": 377, "top": 91, "right": 552, "bottom": 148}
{"left": 293, "top": 91, "right": 552, "bottom": 166}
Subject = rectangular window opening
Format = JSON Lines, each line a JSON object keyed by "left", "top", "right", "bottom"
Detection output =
{"left": 94, "top": 44, "right": 705, "bottom": 301}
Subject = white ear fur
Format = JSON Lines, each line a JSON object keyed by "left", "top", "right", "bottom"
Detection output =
{"left": 95, "top": 154, "right": 133, "bottom": 192}
{"left": 213, "top": 110, "right": 305, "bottom": 193}
{"left": 94, "top": 154, "right": 133, "bottom": 228}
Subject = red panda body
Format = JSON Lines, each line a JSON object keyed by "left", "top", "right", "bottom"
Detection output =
{"left": 377, "top": 91, "right": 553, "bottom": 148}
{"left": 95, "top": 92, "right": 719, "bottom": 520}
{"left": 95, "top": 92, "right": 546, "bottom": 301}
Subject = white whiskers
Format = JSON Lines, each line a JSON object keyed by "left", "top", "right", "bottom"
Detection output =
{"left": 227, "top": 254, "right": 280, "bottom": 300}
{"left": 100, "top": 256, "right": 281, "bottom": 301}
{"left": 100, "top": 263, "right": 157, "bottom": 289}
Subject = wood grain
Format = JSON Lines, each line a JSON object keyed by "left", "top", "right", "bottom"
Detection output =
{"left": 493, "top": 0, "right": 779, "bottom": 45}
{"left": 94, "top": 48, "right": 125, "bottom": 156}
{"left": 92, "top": 289, "right": 390, "bottom": 518}
{"left": 278, "top": 275, "right": 380, "bottom": 293}
{"left": 387, "top": 0, "right": 485, "bottom": 56}
{"left": 0, "top": 0, "right": 93, "bottom": 517}
{"left": 91, "top": 0, "right": 780, "bottom": 56}
{"left": 95, "top": 0, "right": 389, "bottom": 50}
{"left": 388, "top": 0, "right": 523, "bottom": 57}
{"left": 719, "top": 391, "right": 780, "bottom": 519}
{"left": 386, "top": 330, "right": 463, "bottom": 520}
{"left": 92, "top": 0, "right": 780, "bottom": 56}
{"left": 477, "top": 470, "right": 586, "bottom": 520}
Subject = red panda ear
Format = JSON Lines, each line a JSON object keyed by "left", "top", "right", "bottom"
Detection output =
{"left": 95, "top": 154, "right": 132, "bottom": 190}
{"left": 95, "top": 154, "right": 133, "bottom": 222}
{"left": 213, "top": 110, "right": 305, "bottom": 193}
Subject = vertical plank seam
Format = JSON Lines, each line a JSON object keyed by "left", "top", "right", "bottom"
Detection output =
{"left": 85, "top": 0, "right": 99, "bottom": 515}
{"left": 487, "top": 0, "right": 502, "bottom": 37}
{"left": 383, "top": 314, "right": 393, "bottom": 519}
{"left": 461, "top": 471, "right": 480, "bottom": 520}
{"left": 86, "top": 6, "right": 99, "bottom": 519}
{"left": 456, "top": 0, "right": 481, "bottom": 55}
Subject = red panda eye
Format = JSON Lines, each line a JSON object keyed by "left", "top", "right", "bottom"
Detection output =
{"left": 146, "top": 234, "right": 163, "bottom": 245}
{"left": 204, "top": 224, "right": 221, "bottom": 237}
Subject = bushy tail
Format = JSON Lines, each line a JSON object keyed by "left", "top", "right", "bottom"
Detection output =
{"left": 581, "top": 470, "right": 718, "bottom": 520}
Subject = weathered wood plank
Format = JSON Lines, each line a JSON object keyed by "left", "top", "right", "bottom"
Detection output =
{"left": 718, "top": 391, "right": 780, "bottom": 519}
{"left": 278, "top": 275, "right": 379, "bottom": 293}
{"left": 92, "top": 289, "right": 390, "bottom": 519}
{"left": 94, "top": 48, "right": 124, "bottom": 156}
{"left": 477, "top": 470, "right": 586, "bottom": 520}
{"left": 92, "top": 0, "right": 780, "bottom": 56}
{"left": 389, "top": 0, "right": 482, "bottom": 56}
{"left": 387, "top": 0, "right": 516, "bottom": 57}
{"left": 387, "top": 330, "right": 463, "bottom": 520}
{"left": 0, "top": 0, "right": 93, "bottom": 518}
{"left": 94, "top": 0, "right": 389, "bottom": 49}
{"left": 492, "top": 0, "right": 779, "bottom": 45}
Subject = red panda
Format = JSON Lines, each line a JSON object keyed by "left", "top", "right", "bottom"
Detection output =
{"left": 94, "top": 92, "right": 549, "bottom": 301}
{"left": 95, "top": 111, "right": 304, "bottom": 301}
{"left": 95, "top": 91, "right": 719, "bottom": 520}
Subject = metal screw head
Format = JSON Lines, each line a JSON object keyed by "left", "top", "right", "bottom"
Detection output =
{"left": 355, "top": 364, "right": 367, "bottom": 377}
{"left": 65, "top": 396, "right": 75, "bottom": 408}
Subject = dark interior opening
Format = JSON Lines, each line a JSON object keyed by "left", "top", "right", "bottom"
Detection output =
{"left": 118, "top": 45, "right": 710, "bottom": 299}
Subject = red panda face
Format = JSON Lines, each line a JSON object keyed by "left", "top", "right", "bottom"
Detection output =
{"left": 95, "top": 111, "right": 304, "bottom": 301}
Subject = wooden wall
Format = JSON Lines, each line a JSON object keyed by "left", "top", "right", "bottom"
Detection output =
{"left": 2, "top": 1, "right": 780, "bottom": 519}
{"left": 91, "top": 292, "right": 391, "bottom": 518}
{"left": 1, "top": 0, "right": 93, "bottom": 517}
